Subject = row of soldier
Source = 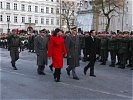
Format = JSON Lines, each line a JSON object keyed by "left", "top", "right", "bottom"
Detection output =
{"left": 79, "top": 31, "right": 133, "bottom": 70}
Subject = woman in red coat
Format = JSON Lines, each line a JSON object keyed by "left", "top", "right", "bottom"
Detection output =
{"left": 48, "top": 28, "right": 67, "bottom": 82}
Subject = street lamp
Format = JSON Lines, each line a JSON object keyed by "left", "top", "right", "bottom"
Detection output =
{"left": 7, "top": 19, "right": 10, "bottom": 34}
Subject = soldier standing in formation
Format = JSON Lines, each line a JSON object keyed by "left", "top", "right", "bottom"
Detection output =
{"left": 129, "top": 32, "right": 133, "bottom": 70}
{"left": 117, "top": 32, "right": 129, "bottom": 69}
{"left": 7, "top": 29, "right": 22, "bottom": 70}
{"left": 65, "top": 26, "right": 81, "bottom": 80}
{"left": 99, "top": 33, "right": 108, "bottom": 65}
{"left": 108, "top": 32, "right": 118, "bottom": 67}
{"left": 34, "top": 29, "right": 48, "bottom": 75}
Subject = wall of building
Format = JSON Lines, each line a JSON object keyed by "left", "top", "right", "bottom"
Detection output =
{"left": 0, "top": 0, "right": 60, "bottom": 33}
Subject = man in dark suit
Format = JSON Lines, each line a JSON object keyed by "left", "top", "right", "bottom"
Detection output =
{"left": 84, "top": 30, "right": 97, "bottom": 77}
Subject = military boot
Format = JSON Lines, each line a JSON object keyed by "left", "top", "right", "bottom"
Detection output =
{"left": 11, "top": 63, "right": 17, "bottom": 70}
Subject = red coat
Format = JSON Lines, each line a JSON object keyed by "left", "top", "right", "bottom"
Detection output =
{"left": 48, "top": 36, "right": 67, "bottom": 68}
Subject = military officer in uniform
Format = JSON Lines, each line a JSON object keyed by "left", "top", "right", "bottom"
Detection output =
{"left": 34, "top": 29, "right": 48, "bottom": 75}
{"left": 129, "top": 32, "right": 133, "bottom": 70}
{"left": 99, "top": 33, "right": 108, "bottom": 65}
{"left": 108, "top": 32, "right": 118, "bottom": 67}
{"left": 65, "top": 26, "right": 81, "bottom": 80}
{"left": 118, "top": 32, "right": 129, "bottom": 69}
{"left": 7, "top": 29, "right": 22, "bottom": 70}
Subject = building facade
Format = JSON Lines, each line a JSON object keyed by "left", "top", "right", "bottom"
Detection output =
{"left": 0, "top": 0, "right": 60, "bottom": 33}
{"left": 76, "top": 0, "right": 133, "bottom": 33}
{"left": 76, "top": 0, "right": 94, "bottom": 32}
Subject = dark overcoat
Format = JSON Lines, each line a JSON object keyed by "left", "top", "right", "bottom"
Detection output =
{"left": 65, "top": 35, "right": 81, "bottom": 68}
{"left": 85, "top": 36, "right": 97, "bottom": 61}
{"left": 34, "top": 35, "right": 48, "bottom": 66}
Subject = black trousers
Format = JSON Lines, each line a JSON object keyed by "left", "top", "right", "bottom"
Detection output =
{"left": 85, "top": 56, "right": 96, "bottom": 75}
{"left": 10, "top": 49, "right": 19, "bottom": 65}
{"left": 37, "top": 65, "right": 45, "bottom": 73}
{"left": 54, "top": 68, "right": 61, "bottom": 81}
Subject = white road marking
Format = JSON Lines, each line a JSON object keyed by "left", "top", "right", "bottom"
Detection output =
{"left": 1, "top": 68, "right": 132, "bottom": 99}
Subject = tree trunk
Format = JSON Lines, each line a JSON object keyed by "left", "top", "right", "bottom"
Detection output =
{"left": 66, "top": 19, "right": 70, "bottom": 31}
{"left": 105, "top": 17, "right": 110, "bottom": 32}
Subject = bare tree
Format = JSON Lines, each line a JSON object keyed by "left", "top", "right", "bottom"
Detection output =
{"left": 61, "top": 1, "right": 75, "bottom": 30}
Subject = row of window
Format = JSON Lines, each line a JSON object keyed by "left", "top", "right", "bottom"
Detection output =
{"left": 0, "top": 15, "right": 60, "bottom": 25}
{"left": 0, "top": 2, "right": 60, "bottom": 14}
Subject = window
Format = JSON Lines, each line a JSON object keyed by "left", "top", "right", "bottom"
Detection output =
{"left": 51, "top": 0, "right": 53, "bottom": 2}
{"left": 51, "top": 8, "right": 54, "bottom": 13}
{"left": 14, "top": 16, "right": 17, "bottom": 23}
{"left": 41, "top": 18, "right": 44, "bottom": 24}
{"left": 28, "top": 5, "right": 31, "bottom": 11}
{"left": 35, "top": 6, "right": 38, "bottom": 12}
{"left": 0, "top": 15, "right": 3, "bottom": 21}
{"left": 0, "top": 2, "right": 2, "bottom": 9}
{"left": 35, "top": 18, "right": 38, "bottom": 24}
{"left": 56, "top": 8, "right": 59, "bottom": 14}
{"left": 71, "top": 19, "right": 74, "bottom": 26}
{"left": 6, "top": 2, "right": 10, "bottom": 10}
{"left": 14, "top": 3, "right": 17, "bottom": 10}
{"left": 46, "top": 7, "right": 49, "bottom": 13}
{"left": 56, "top": 19, "right": 59, "bottom": 25}
{"left": 22, "top": 17, "right": 25, "bottom": 23}
{"left": 56, "top": 0, "right": 59, "bottom": 2}
{"left": 28, "top": 17, "right": 31, "bottom": 23}
{"left": 21, "top": 4, "right": 25, "bottom": 11}
{"left": 51, "top": 19, "right": 54, "bottom": 25}
{"left": 46, "top": 18, "right": 49, "bottom": 25}
{"left": 7, "top": 16, "right": 10, "bottom": 22}
{"left": 41, "top": 8, "right": 44, "bottom": 13}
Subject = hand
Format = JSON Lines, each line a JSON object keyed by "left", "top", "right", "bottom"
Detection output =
{"left": 64, "top": 54, "right": 67, "bottom": 57}
{"left": 96, "top": 54, "right": 99, "bottom": 58}
{"left": 87, "top": 55, "right": 89, "bottom": 58}
{"left": 68, "top": 55, "right": 72, "bottom": 58}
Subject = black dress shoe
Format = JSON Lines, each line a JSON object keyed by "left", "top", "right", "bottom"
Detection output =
{"left": 73, "top": 77, "right": 79, "bottom": 80}
{"left": 41, "top": 72, "right": 46, "bottom": 75}
{"left": 13, "top": 67, "right": 18, "bottom": 70}
{"left": 84, "top": 67, "right": 87, "bottom": 75}
{"left": 116, "top": 62, "right": 120, "bottom": 65}
{"left": 55, "top": 80, "right": 61, "bottom": 82}
{"left": 90, "top": 74, "right": 96, "bottom": 77}
{"left": 109, "top": 64, "right": 115, "bottom": 67}
{"left": 38, "top": 72, "right": 46, "bottom": 75}
{"left": 66, "top": 68, "right": 70, "bottom": 76}
{"left": 100, "top": 63, "right": 106, "bottom": 65}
